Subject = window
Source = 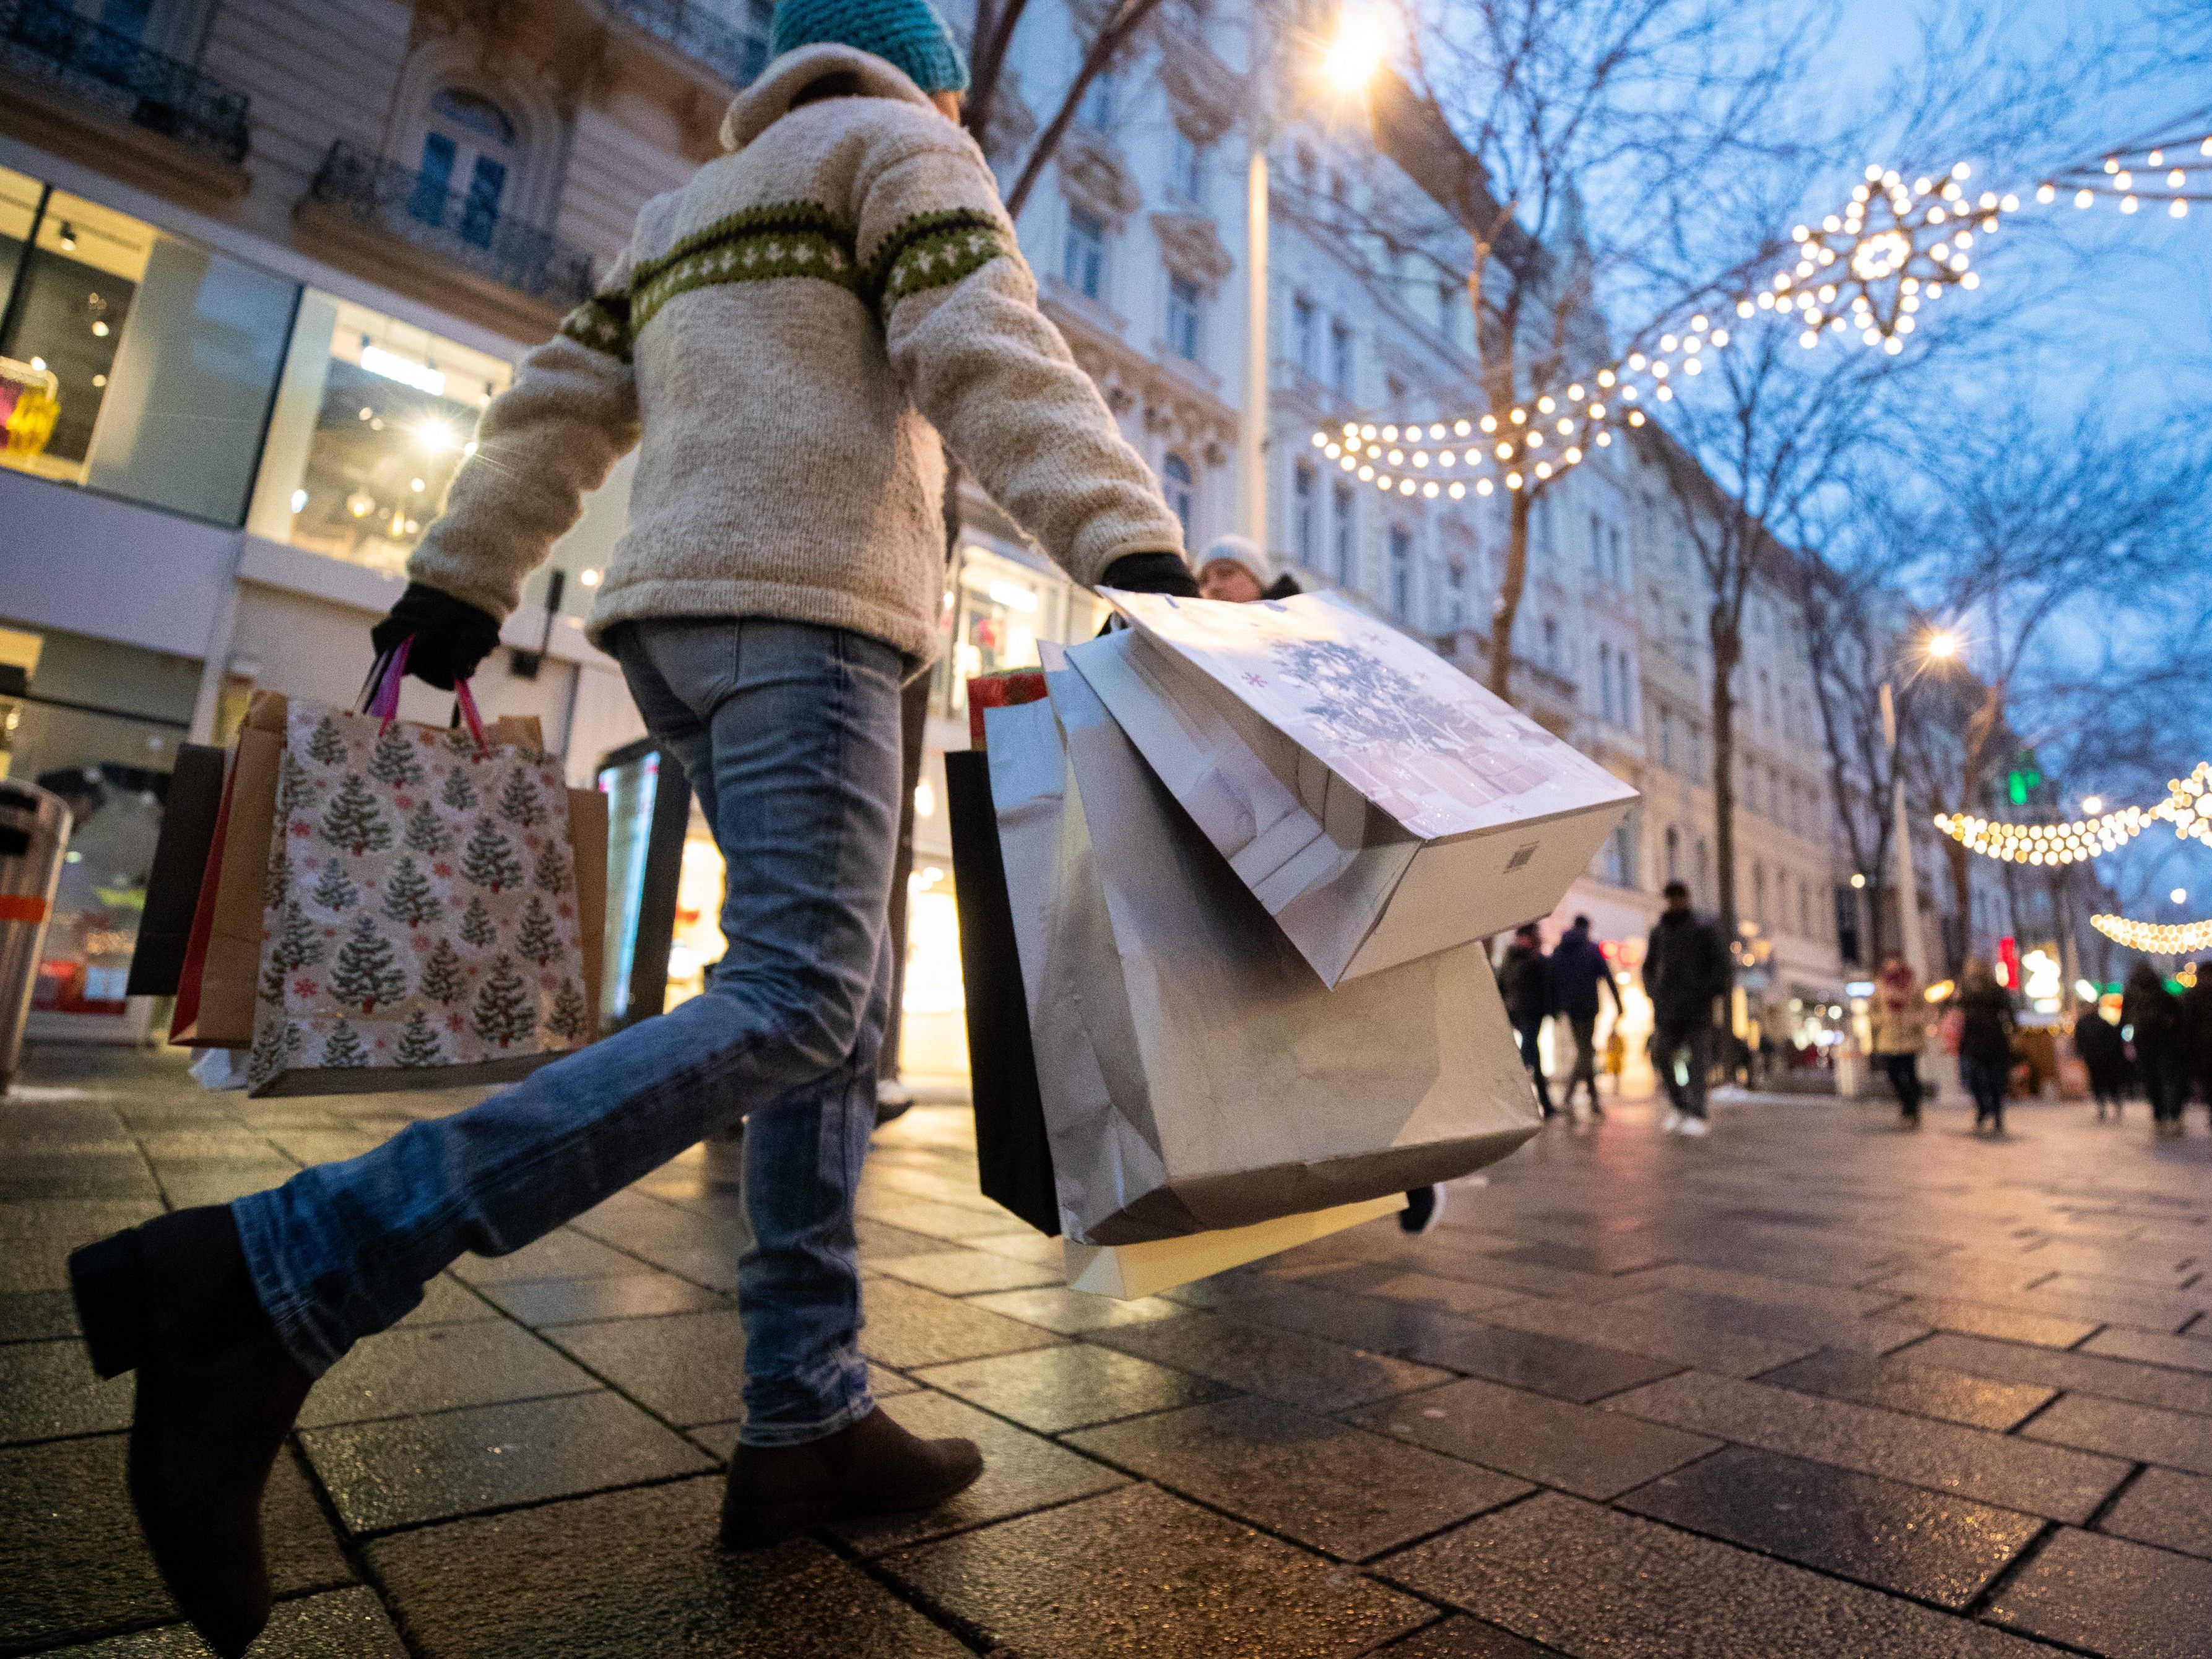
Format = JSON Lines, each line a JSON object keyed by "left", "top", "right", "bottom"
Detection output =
{"left": 1293, "top": 462, "right": 1317, "bottom": 565}
{"left": 1659, "top": 706, "right": 1675, "bottom": 770}
{"left": 1168, "top": 128, "right": 1207, "bottom": 207}
{"left": 1541, "top": 615, "right": 1559, "bottom": 672}
{"left": 1607, "top": 815, "right": 1639, "bottom": 889}
{"left": 412, "top": 89, "right": 518, "bottom": 249}
{"left": 1079, "top": 69, "right": 1115, "bottom": 130}
{"left": 245, "top": 292, "right": 515, "bottom": 576}
{"left": 1387, "top": 371, "right": 1408, "bottom": 407}
{"left": 1166, "top": 273, "right": 1202, "bottom": 361}
{"left": 724, "top": 0, "right": 776, "bottom": 80}
{"left": 1332, "top": 482, "right": 1355, "bottom": 583}
{"left": 1665, "top": 824, "right": 1681, "bottom": 882}
{"left": 1753, "top": 860, "right": 1767, "bottom": 926}
{"left": 1609, "top": 524, "right": 1626, "bottom": 586}
{"left": 1163, "top": 451, "right": 1194, "bottom": 540}
{"left": 1062, "top": 206, "right": 1104, "bottom": 299}
{"left": 0, "top": 168, "right": 295, "bottom": 526}
{"left": 1590, "top": 512, "right": 1605, "bottom": 583}
{"left": 1387, "top": 524, "right": 1412, "bottom": 619}
{"left": 1330, "top": 319, "right": 1353, "bottom": 396}
{"left": 1696, "top": 836, "right": 1712, "bottom": 904}
{"left": 1798, "top": 880, "right": 1811, "bottom": 938}
{"left": 1598, "top": 644, "right": 1616, "bottom": 724}
{"left": 1444, "top": 561, "right": 1467, "bottom": 629}
{"left": 1291, "top": 293, "right": 1316, "bottom": 378}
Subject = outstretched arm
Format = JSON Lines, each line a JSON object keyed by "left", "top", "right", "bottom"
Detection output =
{"left": 404, "top": 254, "right": 643, "bottom": 623}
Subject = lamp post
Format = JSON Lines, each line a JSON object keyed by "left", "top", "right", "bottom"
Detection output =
{"left": 1238, "top": 9, "right": 1391, "bottom": 547}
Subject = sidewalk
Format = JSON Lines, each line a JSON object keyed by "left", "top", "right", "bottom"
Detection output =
{"left": 4, "top": 1045, "right": 2210, "bottom": 1656}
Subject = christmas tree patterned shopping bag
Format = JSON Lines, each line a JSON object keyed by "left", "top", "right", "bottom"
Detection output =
{"left": 246, "top": 701, "right": 594, "bottom": 1096}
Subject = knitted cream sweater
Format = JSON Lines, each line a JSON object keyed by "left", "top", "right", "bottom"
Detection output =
{"left": 409, "top": 43, "right": 1185, "bottom": 660}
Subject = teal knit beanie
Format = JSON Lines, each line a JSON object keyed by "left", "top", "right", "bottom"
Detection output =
{"left": 768, "top": 0, "right": 971, "bottom": 94}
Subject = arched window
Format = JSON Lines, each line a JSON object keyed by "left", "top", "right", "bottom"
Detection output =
{"left": 1387, "top": 524, "right": 1412, "bottom": 619}
{"left": 1162, "top": 452, "right": 1194, "bottom": 540}
{"left": 412, "top": 87, "right": 519, "bottom": 246}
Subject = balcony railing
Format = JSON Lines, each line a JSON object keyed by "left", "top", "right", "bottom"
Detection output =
{"left": 305, "top": 142, "right": 597, "bottom": 310}
{"left": 604, "top": 0, "right": 769, "bottom": 88}
{"left": 0, "top": 0, "right": 249, "bottom": 163}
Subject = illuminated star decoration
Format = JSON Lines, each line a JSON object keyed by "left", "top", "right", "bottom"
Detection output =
{"left": 1312, "top": 133, "right": 2211, "bottom": 503}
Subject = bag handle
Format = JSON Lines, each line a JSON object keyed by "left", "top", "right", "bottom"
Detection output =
{"left": 362, "top": 640, "right": 488, "bottom": 755}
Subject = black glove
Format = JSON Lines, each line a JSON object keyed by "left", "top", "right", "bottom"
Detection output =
{"left": 370, "top": 582, "right": 501, "bottom": 690}
{"left": 1099, "top": 552, "right": 1200, "bottom": 599}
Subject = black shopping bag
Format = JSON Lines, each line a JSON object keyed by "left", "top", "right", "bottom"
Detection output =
{"left": 125, "top": 742, "right": 227, "bottom": 998}
{"left": 944, "top": 748, "right": 1060, "bottom": 1236}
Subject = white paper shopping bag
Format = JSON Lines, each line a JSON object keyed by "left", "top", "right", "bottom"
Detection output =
{"left": 986, "top": 669, "right": 1540, "bottom": 1248}
{"left": 1075, "top": 592, "right": 1639, "bottom": 986}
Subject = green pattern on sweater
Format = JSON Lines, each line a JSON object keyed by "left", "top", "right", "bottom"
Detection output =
{"left": 565, "top": 202, "right": 1018, "bottom": 357}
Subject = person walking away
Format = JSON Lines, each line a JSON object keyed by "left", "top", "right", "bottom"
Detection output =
{"left": 1497, "top": 922, "right": 1558, "bottom": 1120}
{"left": 2123, "top": 961, "right": 2188, "bottom": 1138}
{"left": 1644, "top": 880, "right": 1729, "bottom": 1136}
{"left": 1548, "top": 914, "right": 1623, "bottom": 1120}
{"left": 2070, "top": 993, "right": 2129, "bottom": 1122}
{"left": 2179, "top": 963, "right": 2212, "bottom": 1130}
{"left": 1868, "top": 952, "right": 1928, "bottom": 1127}
{"left": 61, "top": 7, "right": 1200, "bottom": 1652}
{"left": 1954, "top": 957, "right": 2016, "bottom": 1133}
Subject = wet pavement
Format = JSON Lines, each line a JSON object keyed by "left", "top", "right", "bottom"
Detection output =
{"left": 4, "top": 1044, "right": 2211, "bottom": 1657}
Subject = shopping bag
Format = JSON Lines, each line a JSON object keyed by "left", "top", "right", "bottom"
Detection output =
{"left": 126, "top": 743, "right": 226, "bottom": 998}
{"left": 987, "top": 667, "right": 1540, "bottom": 1247}
{"left": 245, "top": 688, "right": 594, "bottom": 1095}
{"left": 1080, "top": 591, "right": 1638, "bottom": 986}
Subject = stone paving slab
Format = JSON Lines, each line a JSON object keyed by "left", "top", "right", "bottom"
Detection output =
{"left": 1616, "top": 1442, "right": 2043, "bottom": 1608}
{"left": 393, "top": 1273, "right": 503, "bottom": 1329}
{"left": 1610, "top": 1285, "right": 1931, "bottom": 1356}
{"left": 1602, "top": 1370, "right": 2129, "bottom": 1522}
{"left": 1088, "top": 1309, "right": 1454, "bottom": 1413}
{"left": 448, "top": 1227, "right": 654, "bottom": 1286}
{"left": 880, "top": 1481, "right": 1432, "bottom": 1658}
{"left": 0, "top": 1290, "right": 81, "bottom": 1345}
{"left": 1342, "top": 1268, "right": 1530, "bottom": 1319}
{"left": 539, "top": 1307, "right": 758, "bottom": 1426}
{"left": 37, "top": 1587, "right": 408, "bottom": 1657}
{"left": 0, "top": 1341, "right": 133, "bottom": 1445}
{"left": 1070, "top": 1393, "right": 1532, "bottom": 1561}
{"left": 1391, "top": 1318, "right": 1683, "bottom": 1403}
{"left": 2023, "top": 1392, "right": 2212, "bottom": 1476}
{"left": 915, "top": 1340, "right": 1233, "bottom": 1433}
{"left": 1346, "top": 1376, "right": 1719, "bottom": 1501}
{"left": 300, "top": 1390, "right": 713, "bottom": 1533}
{"left": 1881, "top": 1296, "right": 2102, "bottom": 1351}
{"left": 1373, "top": 1616, "right": 1562, "bottom": 1656}
{"left": 1610, "top": 1261, "right": 1907, "bottom": 1317}
{"left": 1985, "top": 1523, "right": 2212, "bottom": 1657}
{"left": 296, "top": 1320, "right": 601, "bottom": 1429}
{"left": 2081, "top": 1327, "right": 2212, "bottom": 1374}
{"left": 480, "top": 1271, "right": 729, "bottom": 1327}
{"left": 965, "top": 1286, "right": 1189, "bottom": 1335}
{"left": 367, "top": 1476, "right": 970, "bottom": 1658}
{"left": 1379, "top": 1489, "right": 2052, "bottom": 1657}
{"left": 1472, "top": 1288, "right": 1821, "bottom": 1376}
{"left": 870, "top": 1247, "right": 1066, "bottom": 1295}
{"left": 1, "top": 1439, "right": 351, "bottom": 1653}
{"left": 1754, "top": 1347, "right": 2058, "bottom": 1431}
{"left": 1906, "top": 1330, "right": 2212, "bottom": 1416}
{"left": 852, "top": 1276, "right": 1068, "bottom": 1370}
{"left": 2098, "top": 1466, "right": 2212, "bottom": 1559}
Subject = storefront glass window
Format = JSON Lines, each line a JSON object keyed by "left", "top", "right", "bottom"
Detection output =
{"left": 0, "top": 170, "right": 297, "bottom": 524}
{"left": 245, "top": 292, "right": 513, "bottom": 575}
{"left": 931, "top": 546, "right": 1049, "bottom": 718}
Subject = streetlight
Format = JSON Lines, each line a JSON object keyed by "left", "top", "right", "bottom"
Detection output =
{"left": 1924, "top": 628, "right": 1959, "bottom": 661}
{"left": 2173, "top": 887, "right": 2190, "bottom": 906}
{"left": 1239, "top": 8, "right": 1390, "bottom": 547}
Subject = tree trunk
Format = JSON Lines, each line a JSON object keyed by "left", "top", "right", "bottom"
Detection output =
{"left": 1488, "top": 487, "right": 1531, "bottom": 701}
{"left": 1943, "top": 682, "right": 2003, "bottom": 972}
{"left": 1709, "top": 613, "right": 1741, "bottom": 945}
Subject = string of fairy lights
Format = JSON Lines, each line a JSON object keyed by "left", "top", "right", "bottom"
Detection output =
{"left": 1936, "top": 764, "right": 2212, "bottom": 955}
{"left": 1309, "top": 130, "right": 2212, "bottom": 503}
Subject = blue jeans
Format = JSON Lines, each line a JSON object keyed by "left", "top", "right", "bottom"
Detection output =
{"left": 232, "top": 618, "right": 904, "bottom": 1446}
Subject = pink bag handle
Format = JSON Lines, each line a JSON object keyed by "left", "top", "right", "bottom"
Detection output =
{"left": 363, "top": 639, "right": 488, "bottom": 755}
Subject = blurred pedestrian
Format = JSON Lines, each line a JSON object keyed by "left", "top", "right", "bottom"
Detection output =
{"left": 2179, "top": 963, "right": 2212, "bottom": 1130}
{"left": 1498, "top": 922, "right": 1557, "bottom": 1120}
{"left": 1549, "top": 914, "right": 1623, "bottom": 1120}
{"left": 1868, "top": 952, "right": 1929, "bottom": 1127}
{"left": 2070, "top": 994, "right": 2129, "bottom": 1122}
{"left": 1644, "top": 880, "right": 1728, "bottom": 1137}
{"left": 1195, "top": 535, "right": 1303, "bottom": 604}
{"left": 2122, "top": 961, "right": 2188, "bottom": 1138}
{"left": 1954, "top": 957, "right": 2016, "bottom": 1133}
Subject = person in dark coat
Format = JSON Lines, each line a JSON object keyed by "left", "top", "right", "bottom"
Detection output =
{"left": 1954, "top": 957, "right": 2016, "bottom": 1133}
{"left": 1497, "top": 922, "right": 1557, "bottom": 1119}
{"left": 1642, "top": 881, "right": 1728, "bottom": 1135}
{"left": 2070, "top": 995, "right": 2130, "bottom": 1121}
{"left": 1549, "top": 914, "right": 1623, "bottom": 1119}
{"left": 2179, "top": 964, "right": 2212, "bottom": 1130}
{"left": 2123, "top": 961, "right": 2188, "bottom": 1138}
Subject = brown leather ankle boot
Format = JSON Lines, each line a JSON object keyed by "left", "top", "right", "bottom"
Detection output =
{"left": 719, "top": 1405, "right": 982, "bottom": 1549}
{"left": 69, "top": 1206, "right": 314, "bottom": 1659}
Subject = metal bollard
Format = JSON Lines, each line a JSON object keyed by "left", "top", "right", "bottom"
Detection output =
{"left": 0, "top": 779, "right": 70, "bottom": 1095}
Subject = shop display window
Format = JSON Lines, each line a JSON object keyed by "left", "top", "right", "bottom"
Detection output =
{"left": 0, "top": 168, "right": 296, "bottom": 524}
{"left": 246, "top": 292, "right": 513, "bottom": 575}
{"left": 929, "top": 545, "right": 1108, "bottom": 719}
